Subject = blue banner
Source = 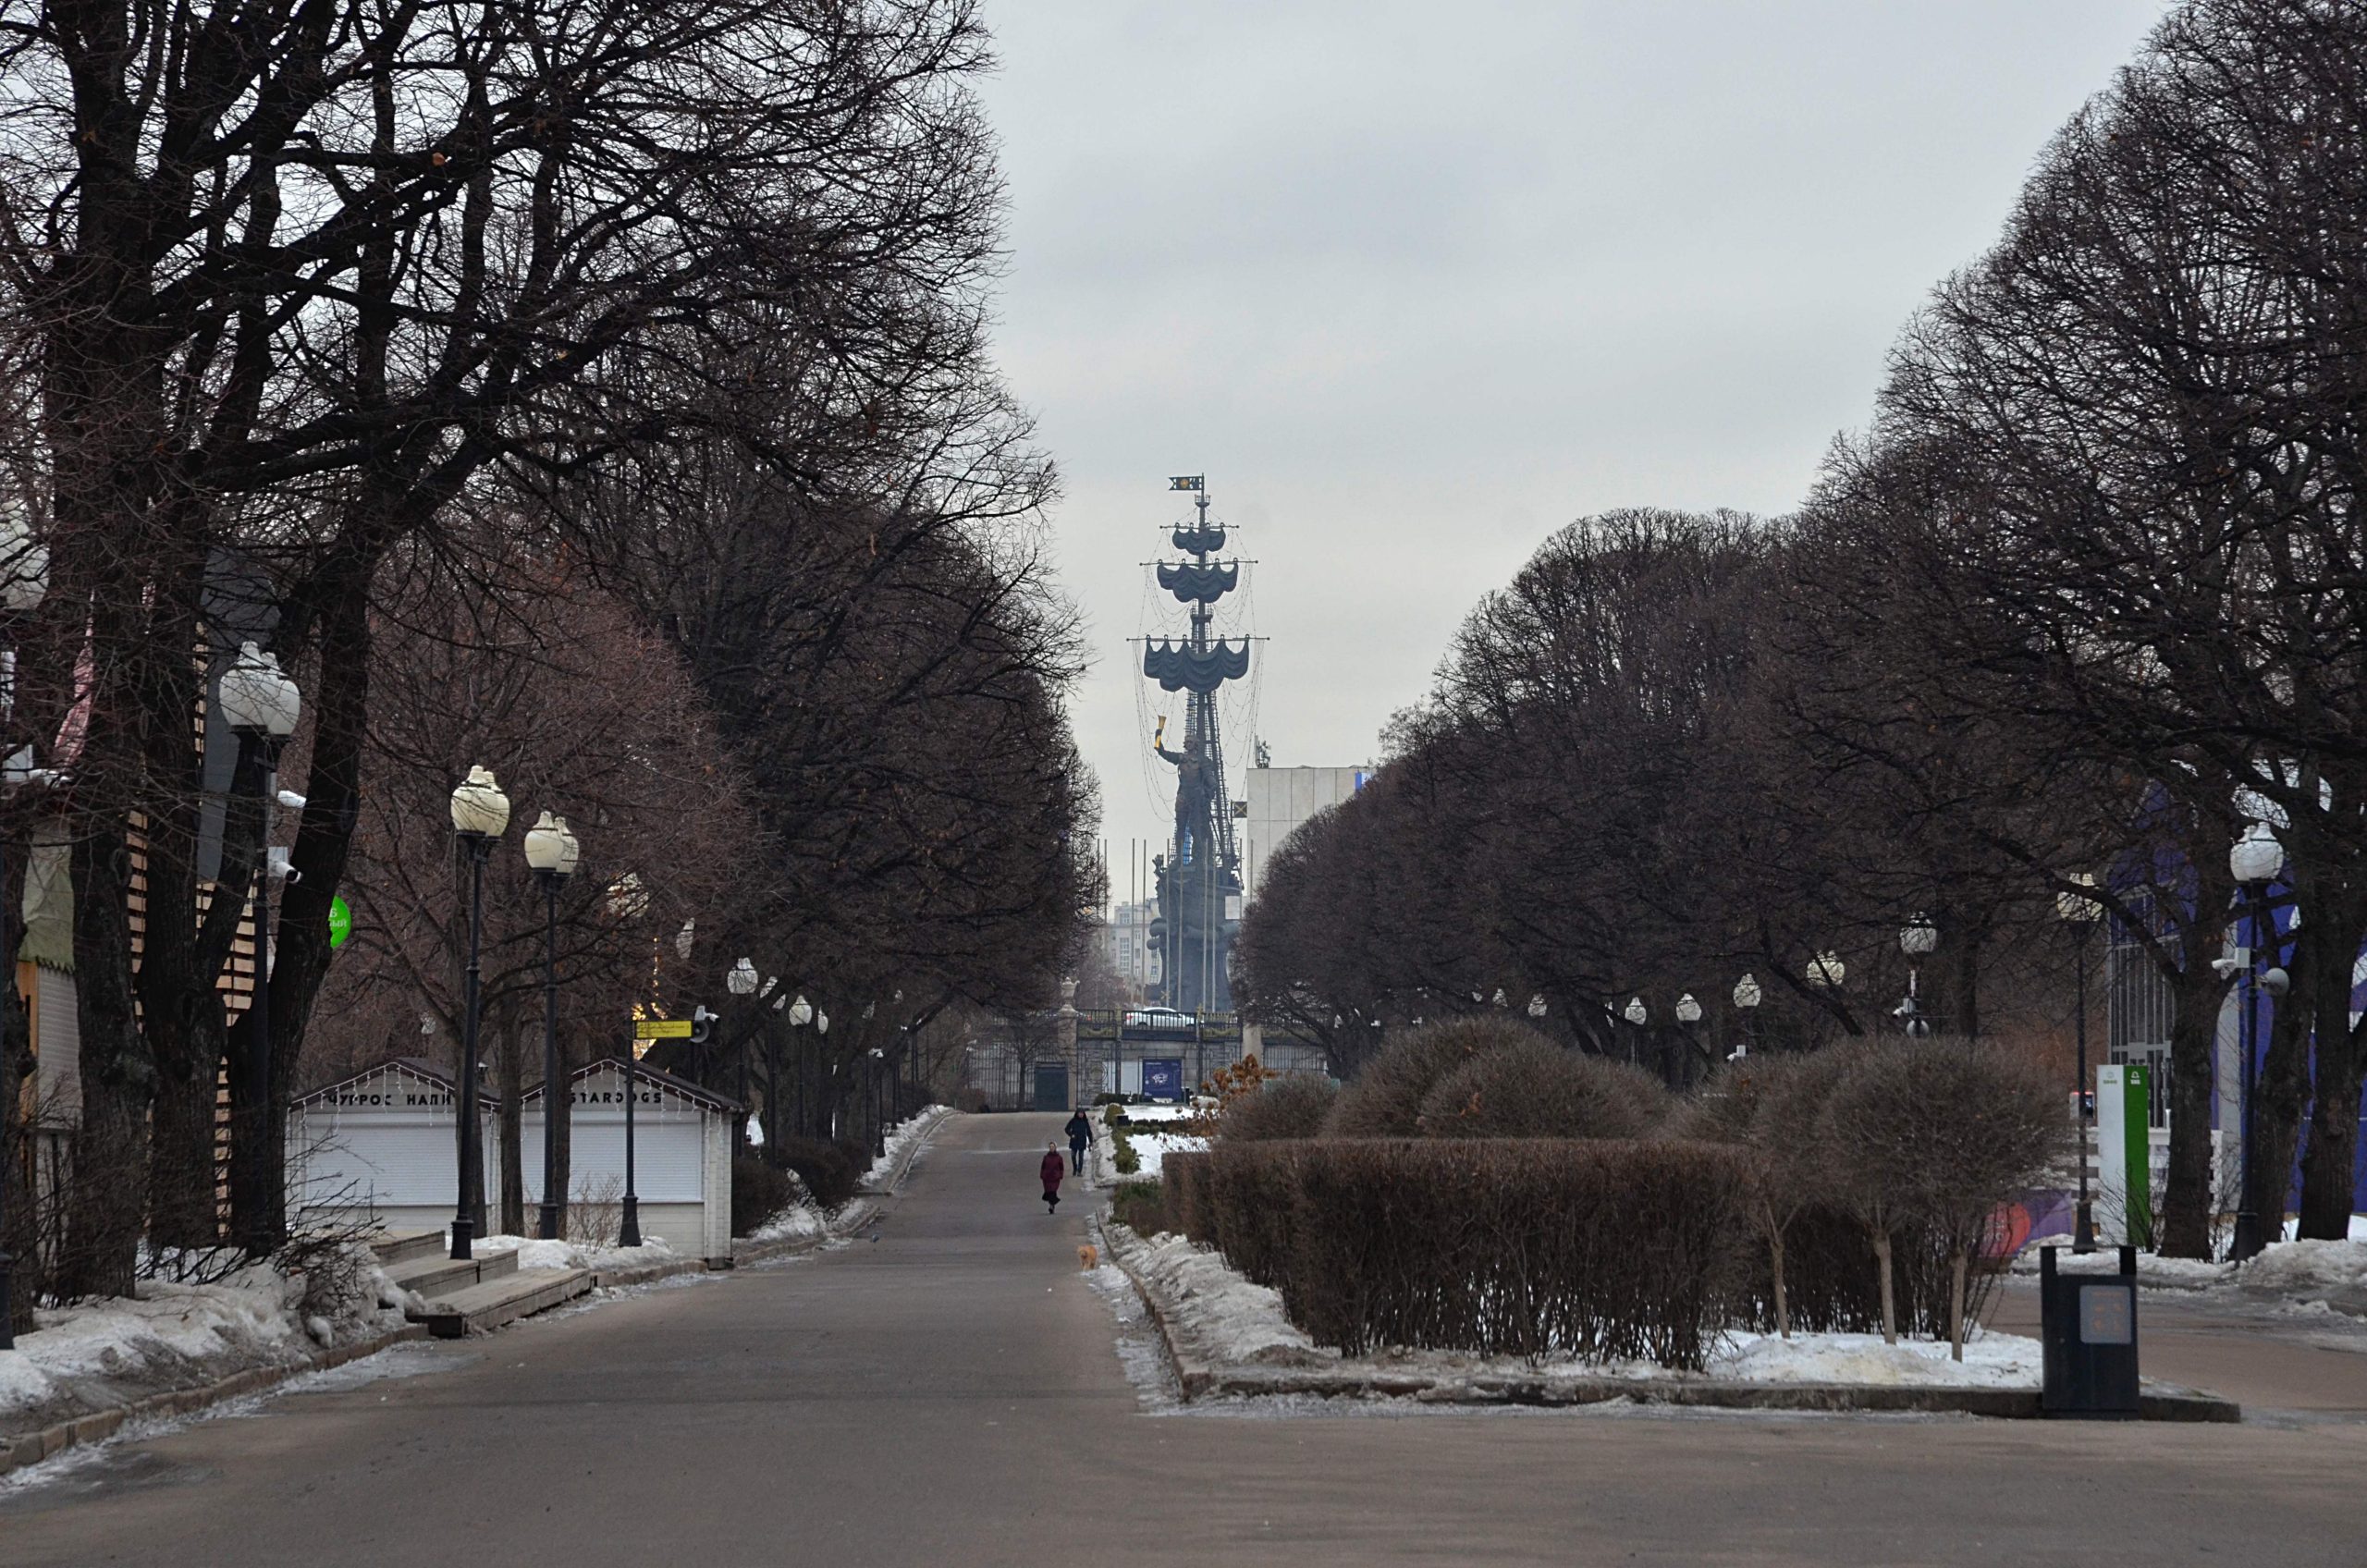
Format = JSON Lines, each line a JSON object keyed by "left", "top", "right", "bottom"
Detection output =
{"left": 1142, "top": 1059, "right": 1184, "bottom": 1099}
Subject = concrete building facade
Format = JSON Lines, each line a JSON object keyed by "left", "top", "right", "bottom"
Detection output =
{"left": 1241, "top": 765, "right": 1372, "bottom": 899}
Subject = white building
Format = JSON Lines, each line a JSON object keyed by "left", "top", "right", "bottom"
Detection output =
{"left": 1106, "top": 900, "right": 1162, "bottom": 993}
{"left": 1241, "top": 765, "right": 1373, "bottom": 899}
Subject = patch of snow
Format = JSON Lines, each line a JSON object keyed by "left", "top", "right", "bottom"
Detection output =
{"left": 1122, "top": 1231, "right": 1331, "bottom": 1368}
{"left": 0, "top": 1246, "right": 407, "bottom": 1422}
{"left": 745, "top": 1204, "right": 828, "bottom": 1243}
{"left": 2278, "top": 1214, "right": 2367, "bottom": 1243}
{"left": 472, "top": 1233, "right": 674, "bottom": 1273}
{"left": 1122, "top": 1130, "right": 1205, "bottom": 1179}
{"left": 1708, "top": 1329, "right": 2040, "bottom": 1389}
{"left": 862, "top": 1104, "right": 949, "bottom": 1190}
{"left": 2242, "top": 1238, "right": 2367, "bottom": 1296}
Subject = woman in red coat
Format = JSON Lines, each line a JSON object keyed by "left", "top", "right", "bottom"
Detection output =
{"left": 1040, "top": 1140, "right": 1066, "bottom": 1214}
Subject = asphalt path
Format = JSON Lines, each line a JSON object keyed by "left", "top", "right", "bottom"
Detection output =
{"left": 5, "top": 1111, "right": 2363, "bottom": 1566}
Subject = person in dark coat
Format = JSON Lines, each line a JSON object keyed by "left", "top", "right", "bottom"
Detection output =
{"left": 1040, "top": 1141, "right": 1066, "bottom": 1213}
{"left": 1063, "top": 1109, "right": 1093, "bottom": 1174}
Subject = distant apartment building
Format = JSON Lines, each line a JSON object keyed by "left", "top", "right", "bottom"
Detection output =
{"left": 1241, "top": 764, "right": 1372, "bottom": 900}
{"left": 1106, "top": 900, "right": 1162, "bottom": 994}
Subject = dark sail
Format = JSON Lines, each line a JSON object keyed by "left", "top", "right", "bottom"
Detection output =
{"left": 1171, "top": 522, "right": 1227, "bottom": 556}
{"left": 1157, "top": 560, "right": 1239, "bottom": 605}
{"left": 1143, "top": 637, "right": 1252, "bottom": 693}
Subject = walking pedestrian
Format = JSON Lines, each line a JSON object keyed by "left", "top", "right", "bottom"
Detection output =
{"left": 1040, "top": 1140, "right": 1066, "bottom": 1214}
{"left": 1064, "top": 1108, "right": 1093, "bottom": 1175}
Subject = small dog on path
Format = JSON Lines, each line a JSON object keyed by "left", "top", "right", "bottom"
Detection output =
{"left": 1077, "top": 1243, "right": 1098, "bottom": 1271}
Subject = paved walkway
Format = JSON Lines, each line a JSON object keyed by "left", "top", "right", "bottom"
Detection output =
{"left": 6, "top": 1113, "right": 2364, "bottom": 1565}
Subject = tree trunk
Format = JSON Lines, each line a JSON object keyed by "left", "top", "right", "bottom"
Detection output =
{"left": 1871, "top": 1227, "right": 1896, "bottom": 1345}
{"left": 60, "top": 827, "right": 148, "bottom": 1300}
{"left": 499, "top": 1015, "right": 527, "bottom": 1240}
{"left": 1770, "top": 1230, "right": 1790, "bottom": 1340}
{"left": 2298, "top": 1016, "right": 2366, "bottom": 1240}
{"left": 1947, "top": 1247, "right": 1968, "bottom": 1363}
{"left": 2157, "top": 913, "right": 2232, "bottom": 1257}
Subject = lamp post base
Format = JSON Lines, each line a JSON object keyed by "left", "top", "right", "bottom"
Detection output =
{"left": 538, "top": 1201, "right": 563, "bottom": 1242}
{"left": 2231, "top": 1209, "right": 2265, "bottom": 1263}
{"left": 450, "top": 1216, "right": 473, "bottom": 1263}
{"left": 0, "top": 1251, "right": 14, "bottom": 1352}
{"left": 2072, "top": 1200, "right": 2097, "bottom": 1254}
{"left": 619, "top": 1195, "right": 642, "bottom": 1250}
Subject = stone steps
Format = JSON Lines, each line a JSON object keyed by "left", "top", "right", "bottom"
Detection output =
{"left": 366, "top": 1229, "right": 447, "bottom": 1268}
{"left": 385, "top": 1247, "right": 519, "bottom": 1300}
{"left": 410, "top": 1268, "right": 595, "bottom": 1339}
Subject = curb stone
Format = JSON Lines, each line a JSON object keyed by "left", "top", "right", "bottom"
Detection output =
{"left": 0, "top": 1321, "right": 431, "bottom": 1480}
{"left": 1099, "top": 1223, "right": 2239, "bottom": 1424}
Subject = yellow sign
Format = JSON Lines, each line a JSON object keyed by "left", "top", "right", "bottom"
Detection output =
{"left": 633, "top": 1018, "right": 693, "bottom": 1040}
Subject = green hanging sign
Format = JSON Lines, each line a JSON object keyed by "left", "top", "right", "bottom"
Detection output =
{"left": 327, "top": 894, "right": 352, "bottom": 950}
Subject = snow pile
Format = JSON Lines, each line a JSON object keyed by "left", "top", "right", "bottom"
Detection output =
{"left": 472, "top": 1233, "right": 675, "bottom": 1273}
{"left": 0, "top": 1248, "right": 409, "bottom": 1424}
{"left": 745, "top": 1204, "right": 829, "bottom": 1243}
{"left": 863, "top": 1105, "right": 949, "bottom": 1191}
{"left": 1122, "top": 1130, "right": 1204, "bottom": 1180}
{"left": 2242, "top": 1238, "right": 2367, "bottom": 1297}
{"left": 1709, "top": 1329, "right": 2041, "bottom": 1389}
{"left": 1122, "top": 1231, "right": 1331, "bottom": 1368}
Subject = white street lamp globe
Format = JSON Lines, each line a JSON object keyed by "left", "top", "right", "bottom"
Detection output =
{"left": 729, "top": 956, "right": 759, "bottom": 996}
{"left": 1623, "top": 997, "right": 1647, "bottom": 1026}
{"left": 0, "top": 508, "right": 49, "bottom": 613}
{"left": 1527, "top": 994, "right": 1547, "bottom": 1018}
{"left": 1733, "top": 974, "right": 1762, "bottom": 1010}
{"left": 2230, "top": 822, "right": 2284, "bottom": 887}
{"left": 2056, "top": 872, "right": 2103, "bottom": 925}
{"left": 605, "top": 871, "right": 649, "bottom": 919}
{"left": 789, "top": 994, "right": 814, "bottom": 1026}
{"left": 219, "top": 643, "right": 300, "bottom": 737}
{"left": 1899, "top": 914, "right": 1939, "bottom": 958}
{"left": 1806, "top": 952, "right": 1846, "bottom": 989}
{"left": 816, "top": 1011, "right": 829, "bottom": 1035}
{"left": 522, "top": 811, "right": 580, "bottom": 876}
{"left": 674, "top": 918, "right": 696, "bottom": 962}
{"left": 1675, "top": 992, "right": 1702, "bottom": 1024}
{"left": 1491, "top": 987, "right": 1507, "bottom": 1008}
{"left": 449, "top": 765, "right": 510, "bottom": 838}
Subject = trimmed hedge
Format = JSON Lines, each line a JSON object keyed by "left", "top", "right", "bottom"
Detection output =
{"left": 1321, "top": 1017, "right": 1541, "bottom": 1138}
{"left": 1416, "top": 1040, "right": 1668, "bottom": 1139}
{"left": 1163, "top": 1137, "right": 1748, "bottom": 1368}
{"left": 1218, "top": 1074, "right": 1337, "bottom": 1142}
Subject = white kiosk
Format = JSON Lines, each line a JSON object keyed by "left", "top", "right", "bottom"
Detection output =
{"left": 522, "top": 1059, "right": 739, "bottom": 1267}
{"left": 288, "top": 1057, "right": 501, "bottom": 1235}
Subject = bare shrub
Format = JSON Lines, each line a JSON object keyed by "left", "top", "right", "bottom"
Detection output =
{"left": 1416, "top": 1041, "right": 1669, "bottom": 1139}
{"left": 1677, "top": 1050, "right": 1848, "bottom": 1338}
{"left": 1218, "top": 1075, "right": 1338, "bottom": 1143}
{"left": 1162, "top": 1150, "right": 1212, "bottom": 1245}
{"left": 570, "top": 1175, "right": 625, "bottom": 1249}
{"left": 1820, "top": 1037, "right": 2066, "bottom": 1354}
{"left": 1109, "top": 1180, "right": 1171, "bottom": 1236}
{"left": 1321, "top": 1017, "right": 1537, "bottom": 1138}
{"left": 1284, "top": 1138, "right": 1750, "bottom": 1367}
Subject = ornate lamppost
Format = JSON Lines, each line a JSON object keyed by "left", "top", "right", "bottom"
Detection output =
{"left": 2229, "top": 822, "right": 2286, "bottom": 1262}
{"left": 1898, "top": 914, "right": 1938, "bottom": 1038}
{"left": 1730, "top": 974, "right": 1761, "bottom": 1060}
{"left": 2056, "top": 873, "right": 2103, "bottom": 1251}
{"left": 1674, "top": 992, "right": 1702, "bottom": 1084}
{"left": 524, "top": 812, "right": 579, "bottom": 1241}
{"left": 1622, "top": 996, "right": 1648, "bottom": 1066}
{"left": 448, "top": 766, "right": 509, "bottom": 1260}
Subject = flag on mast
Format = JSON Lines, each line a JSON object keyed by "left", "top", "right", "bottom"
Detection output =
{"left": 1169, "top": 475, "right": 1205, "bottom": 492}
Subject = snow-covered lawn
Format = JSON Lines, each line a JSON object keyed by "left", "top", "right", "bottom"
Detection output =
{"left": 2011, "top": 1219, "right": 2367, "bottom": 1302}
{"left": 1113, "top": 1229, "right": 2046, "bottom": 1390}
{"left": 0, "top": 1249, "right": 410, "bottom": 1426}
{"left": 1122, "top": 1129, "right": 1204, "bottom": 1179}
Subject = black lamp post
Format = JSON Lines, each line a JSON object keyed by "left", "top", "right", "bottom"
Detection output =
{"left": 221, "top": 643, "right": 300, "bottom": 1256}
{"left": 0, "top": 515, "right": 46, "bottom": 1350}
{"left": 1622, "top": 996, "right": 1647, "bottom": 1068}
{"left": 1898, "top": 914, "right": 1938, "bottom": 1039}
{"left": 524, "top": 811, "right": 579, "bottom": 1241}
{"left": 2057, "top": 874, "right": 2103, "bottom": 1252}
{"left": 2229, "top": 822, "right": 2285, "bottom": 1263}
{"left": 1731, "top": 974, "right": 1761, "bottom": 1060}
{"left": 1674, "top": 992, "right": 1703, "bottom": 1087}
{"left": 448, "top": 765, "right": 509, "bottom": 1261}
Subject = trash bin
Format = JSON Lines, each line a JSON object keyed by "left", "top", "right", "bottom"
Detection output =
{"left": 2039, "top": 1244, "right": 2140, "bottom": 1417}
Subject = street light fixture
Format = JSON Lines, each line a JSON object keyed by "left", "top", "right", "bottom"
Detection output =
{"left": 2230, "top": 821, "right": 2284, "bottom": 1261}
{"left": 1898, "top": 915, "right": 1937, "bottom": 1038}
{"left": 448, "top": 766, "right": 509, "bottom": 1260}
{"left": 2056, "top": 873, "right": 2103, "bottom": 1251}
{"left": 1527, "top": 994, "right": 1547, "bottom": 1019}
{"left": 1731, "top": 974, "right": 1761, "bottom": 1060}
{"left": 220, "top": 643, "right": 301, "bottom": 1255}
{"left": 524, "top": 811, "right": 579, "bottom": 1241}
{"left": 1805, "top": 951, "right": 1846, "bottom": 990}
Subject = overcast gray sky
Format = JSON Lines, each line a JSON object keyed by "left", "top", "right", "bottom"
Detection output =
{"left": 975, "top": 1, "right": 2171, "bottom": 896}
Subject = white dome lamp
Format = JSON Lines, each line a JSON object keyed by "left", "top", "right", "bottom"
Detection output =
{"left": 1674, "top": 993, "right": 1702, "bottom": 1025}
{"left": 1527, "top": 994, "right": 1547, "bottom": 1019}
{"left": 2230, "top": 821, "right": 2284, "bottom": 888}
{"left": 448, "top": 765, "right": 510, "bottom": 839}
{"left": 1805, "top": 951, "right": 1846, "bottom": 990}
{"left": 522, "top": 811, "right": 579, "bottom": 878}
{"left": 729, "top": 956, "right": 760, "bottom": 997}
{"left": 1899, "top": 914, "right": 1939, "bottom": 959}
{"left": 790, "top": 994, "right": 816, "bottom": 1026}
{"left": 219, "top": 643, "right": 301, "bottom": 741}
{"left": 1623, "top": 996, "right": 1648, "bottom": 1026}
